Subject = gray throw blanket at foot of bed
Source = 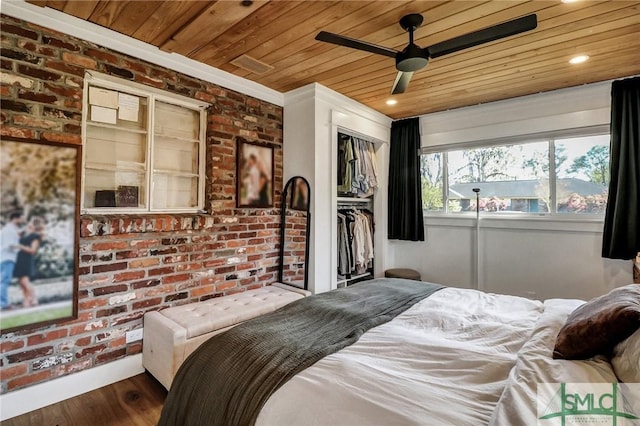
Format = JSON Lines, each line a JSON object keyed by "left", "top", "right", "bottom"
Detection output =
{"left": 158, "top": 278, "right": 443, "bottom": 426}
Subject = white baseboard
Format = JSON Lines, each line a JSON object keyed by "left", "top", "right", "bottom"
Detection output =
{"left": 0, "top": 354, "right": 144, "bottom": 421}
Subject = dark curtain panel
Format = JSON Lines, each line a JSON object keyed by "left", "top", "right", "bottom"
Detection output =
{"left": 388, "top": 117, "right": 424, "bottom": 241}
{"left": 602, "top": 76, "right": 640, "bottom": 259}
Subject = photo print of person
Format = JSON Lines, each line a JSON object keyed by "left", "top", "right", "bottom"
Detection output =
{"left": 0, "top": 137, "right": 79, "bottom": 332}
{"left": 237, "top": 139, "right": 274, "bottom": 208}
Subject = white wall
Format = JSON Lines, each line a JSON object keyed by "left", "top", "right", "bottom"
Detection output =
{"left": 390, "top": 81, "right": 634, "bottom": 301}
{"left": 283, "top": 84, "right": 392, "bottom": 294}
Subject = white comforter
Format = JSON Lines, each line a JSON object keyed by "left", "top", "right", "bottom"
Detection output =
{"left": 257, "top": 287, "right": 592, "bottom": 426}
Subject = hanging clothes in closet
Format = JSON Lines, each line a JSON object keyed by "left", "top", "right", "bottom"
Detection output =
{"left": 337, "top": 208, "right": 374, "bottom": 277}
{"left": 337, "top": 134, "right": 378, "bottom": 198}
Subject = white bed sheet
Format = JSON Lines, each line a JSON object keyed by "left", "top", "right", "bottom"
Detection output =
{"left": 257, "top": 287, "right": 552, "bottom": 426}
{"left": 490, "top": 299, "right": 631, "bottom": 426}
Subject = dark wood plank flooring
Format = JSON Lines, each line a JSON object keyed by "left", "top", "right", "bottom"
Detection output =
{"left": 4, "top": 373, "right": 167, "bottom": 426}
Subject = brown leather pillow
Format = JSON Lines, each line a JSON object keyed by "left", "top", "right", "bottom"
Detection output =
{"left": 553, "top": 284, "right": 640, "bottom": 360}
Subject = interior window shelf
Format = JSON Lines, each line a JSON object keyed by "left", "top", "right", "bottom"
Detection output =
{"left": 154, "top": 133, "right": 201, "bottom": 144}
{"left": 86, "top": 162, "right": 146, "bottom": 172}
{"left": 81, "top": 72, "right": 207, "bottom": 213}
{"left": 153, "top": 170, "right": 199, "bottom": 178}
{"left": 87, "top": 121, "right": 148, "bottom": 134}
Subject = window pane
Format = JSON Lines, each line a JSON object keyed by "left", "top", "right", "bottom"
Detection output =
{"left": 152, "top": 174, "right": 198, "bottom": 209}
{"left": 153, "top": 102, "right": 201, "bottom": 211}
{"left": 447, "top": 142, "right": 549, "bottom": 213}
{"left": 555, "top": 135, "right": 609, "bottom": 214}
{"left": 84, "top": 169, "right": 146, "bottom": 209}
{"left": 420, "top": 153, "right": 443, "bottom": 211}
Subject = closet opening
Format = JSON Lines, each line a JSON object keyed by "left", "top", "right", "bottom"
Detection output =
{"left": 336, "top": 132, "right": 378, "bottom": 287}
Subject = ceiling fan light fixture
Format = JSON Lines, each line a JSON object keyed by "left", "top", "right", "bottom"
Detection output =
{"left": 396, "top": 44, "right": 429, "bottom": 72}
{"left": 569, "top": 54, "right": 589, "bottom": 64}
{"left": 315, "top": 13, "right": 537, "bottom": 94}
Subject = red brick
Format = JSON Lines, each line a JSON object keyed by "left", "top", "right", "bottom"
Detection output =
{"left": 62, "top": 51, "right": 97, "bottom": 69}
{"left": 128, "top": 258, "right": 159, "bottom": 268}
{"left": 122, "top": 59, "right": 148, "bottom": 74}
{"left": 190, "top": 285, "right": 214, "bottom": 298}
{"left": 111, "top": 312, "right": 143, "bottom": 326}
{"left": 17, "top": 64, "right": 62, "bottom": 81}
{"left": 95, "top": 348, "right": 126, "bottom": 365}
{"left": 131, "top": 239, "right": 160, "bottom": 249}
{"left": 134, "top": 74, "right": 164, "bottom": 88}
{"left": 43, "top": 36, "right": 80, "bottom": 51}
{"left": 96, "top": 306, "right": 127, "bottom": 318}
{"left": 127, "top": 342, "right": 143, "bottom": 355}
{"left": 93, "top": 284, "right": 128, "bottom": 296}
{"left": 108, "top": 336, "right": 126, "bottom": 349}
{"left": 92, "top": 262, "right": 128, "bottom": 274}
{"left": 92, "top": 241, "right": 129, "bottom": 251}
{"left": 69, "top": 320, "right": 105, "bottom": 336}
{"left": 149, "top": 267, "right": 174, "bottom": 276}
{"left": 132, "top": 297, "right": 162, "bottom": 310}
{"left": 13, "top": 114, "right": 59, "bottom": 129}
{"left": 6, "top": 346, "right": 54, "bottom": 363}
{"left": 1, "top": 363, "right": 28, "bottom": 380}
{"left": 1, "top": 126, "right": 36, "bottom": 139}
{"left": 0, "top": 339, "right": 25, "bottom": 353}
{"left": 43, "top": 82, "right": 82, "bottom": 99}
{"left": 27, "top": 329, "right": 68, "bottom": 346}
{"left": 75, "top": 343, "right": 107, "bottom": 359}
{"left": 216, "top": 281, "right": 237, "bottom": 292}
{"left": 85, "top": 48, "right": 119, "bottom": 64}
{"left": 7, "top": 370, "right": 52, "bottom": 391}
{"left": 40, "top": 131, "right": 81, "bottom": 144}
{"left": 113, "top": 270, "right": 145, "bottom": 283}
{"left": 2, "top": 24, "right": 38, "bottom": 40}
{"left": 131, "top": 279, "right": 161, "bottom": 289}
{"left": 164, "top": 292, "right": 188, "bottom": 302}
{"left": 54, "top": 358, "right": 92, "bottom": 376}
{"left": 162, "top": 273, "right": 191, "bottom": 284}
{"left": 75, "top": 336, "right": 92, "bottom": 347}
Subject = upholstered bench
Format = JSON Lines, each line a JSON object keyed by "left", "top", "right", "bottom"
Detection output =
{"left": 142, "top": 283, "right": 310, "bottom": 389}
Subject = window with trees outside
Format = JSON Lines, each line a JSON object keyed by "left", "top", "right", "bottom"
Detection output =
{"left": 421, "top": 134, "right": 610, "bottom": 215}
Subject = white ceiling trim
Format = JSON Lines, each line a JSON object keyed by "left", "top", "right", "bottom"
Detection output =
{"left": 2, "top": 0, "right": 285, "bottom": 107}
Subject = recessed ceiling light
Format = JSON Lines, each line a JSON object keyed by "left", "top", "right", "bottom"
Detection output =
{"left": 569, "top": 55, "right": 589, "bottom": 64}
{"left": 561, "top": 0, "right": 579, "bottom": 3}
{"left": 386, "top": 99, "right": 398, "bottom": 106}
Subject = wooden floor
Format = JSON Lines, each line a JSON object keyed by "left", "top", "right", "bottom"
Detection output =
{"left": 4, "top": 373, "right": 167, "bottom": 426}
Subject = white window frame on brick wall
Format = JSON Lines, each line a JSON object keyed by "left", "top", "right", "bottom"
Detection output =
{"left": 81, "top": 71, "right": 209, "bottom": 214}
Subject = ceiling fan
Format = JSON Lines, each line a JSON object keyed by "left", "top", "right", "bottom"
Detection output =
{"left": 315, "top": 13, "right": 537, "bottom": 95}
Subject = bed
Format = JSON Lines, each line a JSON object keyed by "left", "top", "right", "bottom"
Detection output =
{"left": 158, "top": 278, "right": 640, "bottom": 426}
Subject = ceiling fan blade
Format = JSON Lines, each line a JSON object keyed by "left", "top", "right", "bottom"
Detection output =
{"left": 428, "top": 14, "right": 537, "bottom": 59}
{"left": 391, "top": 71, "right": 413, "bottom": 94}
{"left": 315, "top": 31, "right": 398, "bottom": 58}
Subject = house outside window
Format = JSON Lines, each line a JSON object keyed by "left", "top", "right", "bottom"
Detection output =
{"left": 421, "top": 133, "right": 610, "bottom": 216}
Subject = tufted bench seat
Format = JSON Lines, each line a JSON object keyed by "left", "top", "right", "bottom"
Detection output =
{"left": 142, "top": 283, "right": 310, "bottom": 389}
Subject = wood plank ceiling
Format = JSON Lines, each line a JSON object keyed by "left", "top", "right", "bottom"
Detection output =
{"left": 27, "top": 0, "right": 640, "bottom": 119}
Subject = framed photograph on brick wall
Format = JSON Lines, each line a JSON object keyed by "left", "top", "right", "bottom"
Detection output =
{"left": 0, "top": 137, "right": 80, "bottom": 332}
{"left": 237, "top": 139, "right": 274, "bottom": 208}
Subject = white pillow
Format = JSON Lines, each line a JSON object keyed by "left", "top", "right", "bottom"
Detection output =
{"left": 611, "top": 327, "right": 640, "bottom": 383}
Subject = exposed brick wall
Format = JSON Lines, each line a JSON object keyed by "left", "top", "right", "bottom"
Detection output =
{"left": 0, "top": 15, "right": 283, "bottom": 394}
